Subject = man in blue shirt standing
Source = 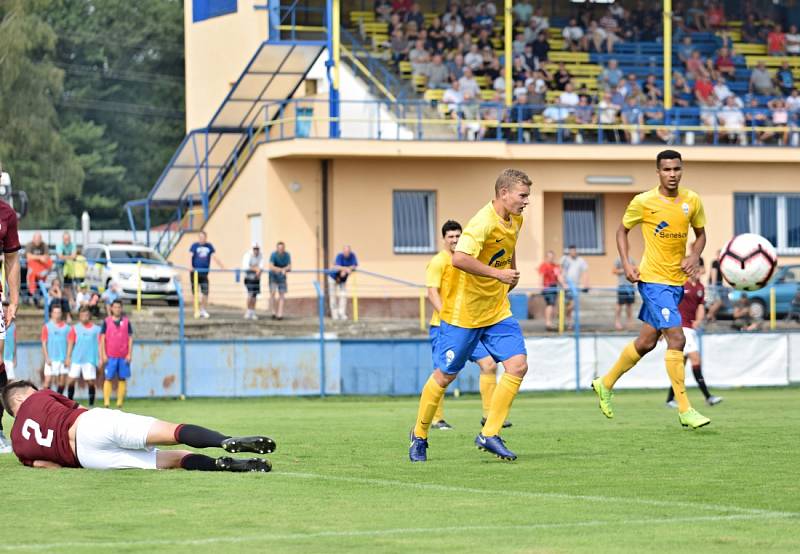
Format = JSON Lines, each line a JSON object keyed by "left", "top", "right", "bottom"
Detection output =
{"left": 329, "top": 245, "right": 358, "bottom": 320}
{"left": 268, "top": 241, "right": 291, "bottom": 320}
{"left": 189, "top": 231, "right": 223, "bottom": 319}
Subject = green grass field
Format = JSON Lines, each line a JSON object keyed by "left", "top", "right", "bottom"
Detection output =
{"left": 3, "top": 388, "right": 799, "bottom": 553}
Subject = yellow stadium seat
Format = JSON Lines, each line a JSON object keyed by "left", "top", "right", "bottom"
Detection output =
{"left": 413, "top": 74, "right": 427, "bottom": 92}
{"left": 546, "top": 90, "right": 563, "bottom": 103}
{"left": 745, "top": 55, "right": 800, "bottom": 68}
{"left": 548, "top": 39, "right": 565, "bottom": 50}
{"left": 480, "top": 89, "right": 497, "bottom": 100}
{"left": 547, "top": 28, "right": 561, "bottom": 38}
{"left": 350, "top": 11, "right": 375, "bottom": 24}
{"left": 424, "top": 89, "right": 445, "bottom": 101}
{"left": 543, "top": 63, "right": 603, "bottom": 76}
{"left": 474, "top": 75, "right": 490, "bottom": 89}
{"left": 728, "top": 21, "right": 743, "bottom": 27}
{"left": 363, "top": 22, "right": 389, "bottom": 35}
{"left": 734, "top": 43, "right": 768, "bottom": 55}
{"left": 398, "top": 61, "right": 412, "bottom": 78}
{"left": 549, "top": 51, "right": 590, "bottom": 63}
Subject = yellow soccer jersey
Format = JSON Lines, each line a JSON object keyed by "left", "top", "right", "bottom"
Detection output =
{"left": 440, "top": 201, "right": 523, "bottom": 328}
{"left": 622, "top": 186, "right": 706, "bottom": 286}
{"left": 425, "top": 250, "right": 456, "bottom": 327}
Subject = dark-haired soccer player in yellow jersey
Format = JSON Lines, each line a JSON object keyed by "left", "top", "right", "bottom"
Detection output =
{"left": 426, "top": 220, "right": 511, "bottom": 431}
{"left": 591, "top": 149, "right": 711, "bottom": 429}
{"left": 410, "top": 169, "right": 531, "bottom": 462}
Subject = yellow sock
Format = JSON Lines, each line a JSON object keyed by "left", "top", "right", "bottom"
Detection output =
{"left": 602, "top": 342, "right": 642, "bottom": 390}
{"left": 482, "top": 373, "right": 523, "bottom": 437}
{"left": 116, "top": 380, "right": 127, "bottom": 408}
{"left": 665, "top": 349, "right": 691, "bottom": 413}
{"left": 479, "top": 373, "right": 497, "bottom": 418}
{"left": 103, "top": 381, "right": 112, "bottom": 407}
{"left": 413, "top": 375, "right": 446, "bottom": 439}
{"left": 433, "top": 394, "right": 445, "bottom": 423}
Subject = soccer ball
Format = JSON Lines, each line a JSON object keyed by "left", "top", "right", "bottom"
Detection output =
{"left": 718, "top": 233, "right": 778, "bottom": 291}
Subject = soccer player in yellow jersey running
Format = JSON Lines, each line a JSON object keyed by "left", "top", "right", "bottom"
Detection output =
{"left": 591, "top": 150, "right": 711, "bottom": 429}
{"left": 426, "top": 220, "right": 511, "bottom": 431}
{"left": 410, "top": 169, "right": 531, "bottom": 462}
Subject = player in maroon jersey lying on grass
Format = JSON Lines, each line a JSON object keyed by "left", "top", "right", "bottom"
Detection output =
{"left": 1, "top": 380, "right": 275, "bottom": 472}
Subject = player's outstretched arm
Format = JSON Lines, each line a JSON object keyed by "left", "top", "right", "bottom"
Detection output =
{"left": 616, "top": 224, "right": 639, "bottom": 283}
{"left": 32, "top": 460, "right": 62, "bottom": 469}
{"left": 452, "top": 252, "right": 519, "bottom": 285}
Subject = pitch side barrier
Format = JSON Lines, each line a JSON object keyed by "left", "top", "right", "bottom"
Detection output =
{"left": 11, "top": 269, "right": 798, "bottom": 398}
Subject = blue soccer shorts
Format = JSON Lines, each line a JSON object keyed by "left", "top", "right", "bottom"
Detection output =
{"left": 105, "top": 357, "right": 131, "bottom": 380}
{"left": 429, "top": 325, "right": 492, "bottom": 368}
{"left": 433, "top": 317, "right": 527, "bottom": 375}
{"left": 637, "top": 282, "right": 684, "bottom": 330}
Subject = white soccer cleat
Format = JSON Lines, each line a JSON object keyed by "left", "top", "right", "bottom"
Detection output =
{"left": 0, "top": 433, "right": 12, "bottom": 454}
{"left": 706, "top": 395, "right": 723, "bottom": 406}
{"left": 665, "top": 400, "right": 678, "bottom": 409}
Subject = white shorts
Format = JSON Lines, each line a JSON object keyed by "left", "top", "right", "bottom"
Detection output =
{"left": 75, "top": 408, "right": 159, "bottom": 470}
{"left": 44, "top": 361, "right": 68, "bottom": 376}
{"left": 69, "top": 363, "right": 97, "bottom": 380}
{"left": 4, "top": 360, "right": 14, "bottom": 379}
{"left": 683, "top": 327, "right": 700, "bottom": 354}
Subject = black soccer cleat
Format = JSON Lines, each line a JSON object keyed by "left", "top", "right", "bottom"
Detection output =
{"left": 221, "top": 436, "right": 276, "bottom": 455}
{"left": 480, "top": 417, "right": 513, "bottom": 429}
{"left": 215, "top": 456, "right": 272, "bottom": 473}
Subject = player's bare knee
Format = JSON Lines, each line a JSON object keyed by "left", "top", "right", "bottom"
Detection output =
{"left": 156, "top": 449, "right": 190, "bottom": 470}
{"left": 432, "top": 369, "right": 456, "bottom": 387}
{"left": 478, "top": 359, "right": 498, "bottom": 375}
{"left": 635, "top": 336, "right": 658, "bottom": 354}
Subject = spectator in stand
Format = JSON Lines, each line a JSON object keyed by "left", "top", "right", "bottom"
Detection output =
{"left": 474, "top": 4, "right": 494, "bottom": 30}
{"left": 598, "top": 91, "right": 621, "bottom": 133}
{"left": 677, "top": 36, "right": 694, "bottom": 67}
{"left": 694, "top": 72, "right": 715, "bottom": 105}
{"left": 560, "top": 245, "right": 589, "bottom": 329}
{"left": 585, "top": 21, "right": 607, "bottom": 54}
{"left": 409, "top": 39, "right": 430, "bottom": 76}
{"left": 775, "top": 61, "right": 794, "bottom": 97}
{"left": 559, "top": 81, "right": 580, "bottom": 114}
{"left": 552, "top": 62, "right": 572, "bottom": 91}
{"left": 512, "top": 32, "right": 526, "bottom": 56}
{"left": 713, "top": 47, "right": 736, "bottom": 81}
{"left": 598, "top": 58, "right": 623, "bottom": 90}
{"left": 475, "top": 28, "right": 493, "bottom": 50}
{"left": 26, "top": 232, "right": 52, "bottom": 300}
{"left": 375, "top": 0, "right": 392, "bottom": 23}
{"left": 598, "top": 9, "right": 622, "bottom": 53}
{"left": 426, "top": 54, "right": 450, "bottom": 89}
{"left": 241, "top": 243, "right": 263, "bottom": 320}
{"left": 698, "top": 97, "right": 718, "bottom": 143}
{"left": 686, "top": 50, "right": 709, "bottom": 80}
{"left": 447, "top": 53, "right": 466, "bottom": 81}
{"left": 718, "top": 95, "right": 747, "bottom": 145}
{"left": 508, "top": 93, "right": 536, "bottom": 143}
{"left": 745, "top": 97, "right": 770, "bottom": 144}
{"left": 392, "top": 0, "right": 412, "bottom": 17}
{"left": 404, "top": 2, "right": 424, "bottom": 29}
{"left": 613, "top": 256, "right": 636, "bottom": 330}
{"left": 787, "top": 88, "right": 800, "bottom": 116}
{"left": 527, "top": 7, "right": 549, "bottom": 41}
{"left": 458, "top": 67, "right": 481, "bottom": 98}
{"left": 732, "top": 296, "right": 759, "bottom": 331}
{"left": 741, "top": 13, "right": 763, "bottom": 44}
{"left": 562, "top": 18, "right": 584, "bottom": 52}
{"left": 620, "top": 96, "right": 645, "bottom": 144}
{"left": 427, "top": 15, "right": 444, "bottom": 43}
{"left": 390, "top": 28, "right": 409, "bottom": 65}
{"left": 611, "top": 80, "right": 629, "bottom": 107}
{"left": 268, "top": 241, "right": 291, "bottom": 321}
{"left": 538, "top": 250, "right": 562, "bottom": 331}
{"left": 705, "top": 2, "right": 725, "bottom": 29}
{"left": 672, "top": 73, "right": 694, "bottom": 107}
{"left": 750, "top": 61, "right": 776, "bottom": 96}
{"left": 686, "top": 0, "right": 708, "bottom": 31}
{"left": 786, "top": 24, "right": 800, "bottom": 55}
{"left": 573, "top": 95, "right": 596, "bottom": 144}
{"left": 442, "top": 3, "right": 461, "bottom": 27}
{"left": 642, "top": 74, "right": 663, "bottom": 101}
{"left": 442, "top": 79, "right": 463, "bottom": 115}
{"left": 512, "top": 0, "right": 533, "bottom": 25}
{"left": 767, "top": 25, "right": 786, "bottom": 56}
{"left": 56, "top": 232, "right": 77, "bottom": 308}
{"left": 329, "top": 246, "right": 358, "bottom": 321}
{"left": 464, "top": 43, "right": 483, "bottom": 71}
{"left": 526, "top": 70, "right": 548, "bottom": 105}
{"left": 75, "top": 283, "right": 101, "bottom": 318}
{"left": 531, "top": 33, "right": 550, "bottom": 65}
{"left": 762, "top": 98, "right": 791, "bottom": 145}
{"left": 101, "top": 281, "right": 121, "bottom": 317}
{"left": 713, "top": 75, "right": 734, "bottom": 105}
{"left": 189, "top": 231, "right": 222, "bottom": 319}
{"left": 443, "top": 12, "right": 464, "bottom": 38}
{"left": 643, "top": 97, "right": 674, "bottom": 143}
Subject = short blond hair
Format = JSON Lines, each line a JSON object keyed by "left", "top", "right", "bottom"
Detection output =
{"left": 495, "top": 169, "right": 532, "bottom": 196}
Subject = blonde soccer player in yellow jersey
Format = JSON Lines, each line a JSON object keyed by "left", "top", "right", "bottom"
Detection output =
{"left": 591, "top": 149, "right": 711, "bottom": 429}
{"left": 410, "top": 169, "right": 531, "bottom": 462}
{"left": 425, "top": 220, "right": 511, "bottom": 432}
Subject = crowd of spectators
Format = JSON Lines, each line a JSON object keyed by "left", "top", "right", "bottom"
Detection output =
{"left": 369, "top": 1, "right": 800, "bottom": 145}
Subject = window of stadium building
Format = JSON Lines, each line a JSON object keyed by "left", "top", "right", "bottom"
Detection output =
{"left": 563, "top": 195, "right": 604, "bottom": 255}
{"left": 192, "top": 0, "right": 237, "bottom": 23}
{"left": 393, "top": 190, "right": 436, "bottom": 254}
{"left": 735, "top": 194, "right": 800, "bottom": 255}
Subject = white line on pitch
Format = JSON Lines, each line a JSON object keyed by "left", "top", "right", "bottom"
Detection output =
{"left": 276, "top": 471, "right": 799, "bottom": 517}
{"left": 2, "top": 513, "right": 796, "bottom": 551}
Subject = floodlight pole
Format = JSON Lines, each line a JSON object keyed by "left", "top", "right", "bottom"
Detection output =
{"left": 504, "top": 0, "right": 513, "bottom": 108}
{"left": 663, "top": 0, "right": 673, "bottom": 109}
{"left": 327, "top": 0, "right": 341, "bottom": 138}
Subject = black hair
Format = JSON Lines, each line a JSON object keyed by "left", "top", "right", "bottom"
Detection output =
{"left": 111, "top": 299, "right": 123, "bottom": 307}
{"left": 1, "top": 380, "right": 38, "bottom": 417}
{"left": 656, "top": 149, "right": 682, "bottom": 168}
{"left": 568, "top": 244, "right": 577, "bottom": 250}
{"left": 49, "top": 302, "right": 62, "bottom": 315}
{"left": 441, "top": 220, "right": 462, "bottom": 237}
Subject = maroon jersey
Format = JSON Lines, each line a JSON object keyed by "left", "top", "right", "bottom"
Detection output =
{"left": 679, "top": 279, "right": 705, "bottom": 329}
{"left": 0, "top": 200, "right": 21, "bottom": 293}
{"left": 10, "top": 390, "right": 86, "bottom": 468}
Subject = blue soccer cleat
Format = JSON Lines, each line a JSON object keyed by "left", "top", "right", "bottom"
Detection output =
{"left": 409, "top": 430, "right": 428, "bottom": 462}
{"left": 475, "top": 433, "right": 517, "bottom": 461}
